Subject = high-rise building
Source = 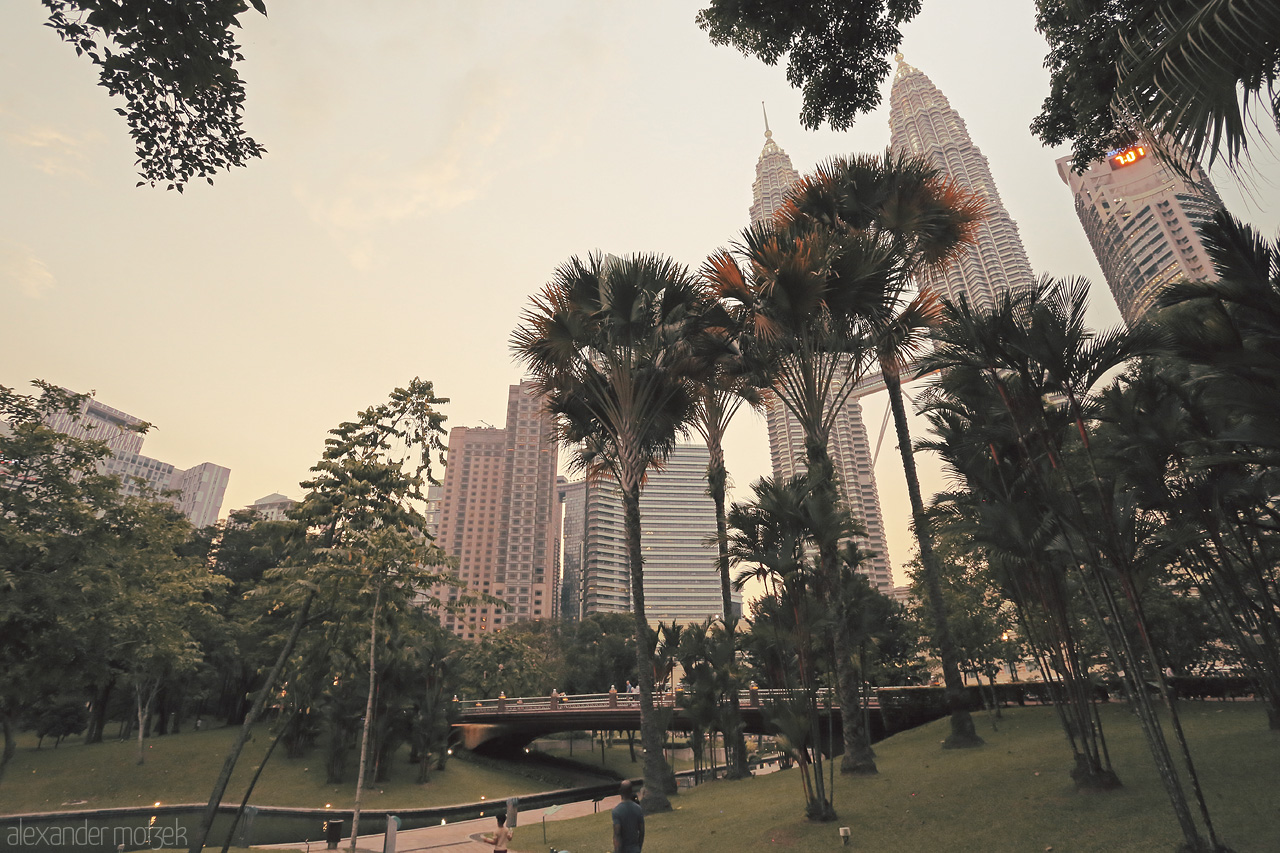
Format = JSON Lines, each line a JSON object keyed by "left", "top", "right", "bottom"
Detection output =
{"left": 557, "top": 477, "right": 586, "bottom": 622}
{"left": 246, "top": 492, "right": 298, "bottom": 522}
{"left": 42, "top": 392, "right": 230, "bottom": 528}
{"left": 45, "top": 397, "right": 146, "bottom": 455}
{"left": 565, "top": 444, "right": 740, "bottom": 624}
{"left": 749, "top": 108, "right": 800, "bottom": 227}
{"left": 434, "top": 381, "right": 559, "bottom": 639}
{"left": 888, "top": 55, "right": 1036, "bottom": 312}
{"left": 750, "top": 118, "right": 895, "bottom": 594}
{"left": 578, "top": 473, "right": 629, "bottom": 617}
{"left": 1055, "top": 145, "right": 1223, "bottom": 325}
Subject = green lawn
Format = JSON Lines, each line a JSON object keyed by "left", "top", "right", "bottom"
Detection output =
{"left": 0, "top": 723, "right": 608, "bottom": 814}
{"left": 540, "top": 703, "right": 1280, "bottom": 853}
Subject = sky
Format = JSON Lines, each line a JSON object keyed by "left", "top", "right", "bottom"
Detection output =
{"left": 3, "top": 1, "right": 1278, "bottom": 595}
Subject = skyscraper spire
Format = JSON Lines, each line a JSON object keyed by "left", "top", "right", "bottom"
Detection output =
{"left": 748, "top": 119, "right": 895, "bottom": 595}
{"left": 889, "top": 59, "right": 1034, "bottom": 311}
{"left": 749, "top": 110, "right": 798, "bottom": 226}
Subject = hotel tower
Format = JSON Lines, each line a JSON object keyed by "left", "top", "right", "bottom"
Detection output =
{"left": 434, "top": 381, "right": 560, "bottom": 639}
{"left": 750, "top": 114, "right": 895, "bottom": 595}
{"left": 1055, "top": 146, "right": 1222, "bottom": 326}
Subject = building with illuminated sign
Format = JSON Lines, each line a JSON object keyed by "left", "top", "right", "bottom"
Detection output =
{"left": 749, "top": 114, "right": 895, "bottom": 595}
{"left": 888, "top": 55, "right": 1036, "bottom": 312}
{"left": 1055, "top": 146, "right": 1223, "bottom": 325}
{"left": 434, "top": 381, "right": 560, "bottom": 639}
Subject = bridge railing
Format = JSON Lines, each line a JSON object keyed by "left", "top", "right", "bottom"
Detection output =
{"left": 455, "top": 686, "right": 867, "bottom": 716}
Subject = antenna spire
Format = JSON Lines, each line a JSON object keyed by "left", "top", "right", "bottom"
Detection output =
{"left": 762, "top": 101, "right": 772, "bottom": 138}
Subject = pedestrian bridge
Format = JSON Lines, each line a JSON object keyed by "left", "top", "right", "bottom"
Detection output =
{"left": 452, "top": 688, "right": 874, "bottom": 755}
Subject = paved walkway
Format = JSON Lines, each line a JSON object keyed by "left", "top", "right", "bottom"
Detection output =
{"left": 261, "top": 794, "right": 623, "bottom": 853}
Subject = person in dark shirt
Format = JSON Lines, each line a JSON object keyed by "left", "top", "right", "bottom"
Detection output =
{"left": 612, "top": 780, "right": 645, "bottom": 853}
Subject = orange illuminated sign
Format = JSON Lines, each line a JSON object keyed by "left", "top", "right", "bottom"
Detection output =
{"left": 1110, "top": 145, "right": 1148, "bottom": 169}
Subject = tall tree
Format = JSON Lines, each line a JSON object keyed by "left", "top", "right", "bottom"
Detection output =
{"left": 347, "top": 526, "right": 455, "bottom": 850}
{"left": 97, "top": 495, "right": 226, "bottom": 765}
{"left": 923, "top": 279, "right": 1226, "bottom": 851}
{"left": 696, "top": 0, "right": 922, "bottom": 131}
{"left": 1033, "top": 0, "right": 1280, "bottom": 173}
{"left": 189, "top": 378, "right": 450, "bottom": 853}
{"left": 40, "top": 0, "right": 267, "bottom": 188}
{"left": 726, "top": 473, "right": 840, "bottom": 819}
{"left": 687, "top": 311, "right": 764, "bottom": 779}
{"left": 778, "top": 150, "right": 986, "bottom": 753}
{"left": 0, "top": 382, "right": 133, "bottom": 781}
{"left": 512, "top": 252, "right": 708, "bottom": 814}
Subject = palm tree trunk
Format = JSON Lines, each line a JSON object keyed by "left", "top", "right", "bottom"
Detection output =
{"left": 884, "top": 371, "right": 981, "bottom": 748}
{"left": 836, "top": 619, "right": 876, "bottom": 773}
{"left": 708, "top": 442, "right": 749, "bottom": 779}
{"left": 622, "top": 479, "right": 673, "bottom": 813}
{"left": 189, "top": 588, "right": 315, "bottom": 853}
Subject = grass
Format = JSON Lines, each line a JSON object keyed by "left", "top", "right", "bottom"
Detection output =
{"left": 0, "top": 723, "right": 610, "bottom": 814}
{"left": 541, "top": 703, "right": 1280, "bottom": 853}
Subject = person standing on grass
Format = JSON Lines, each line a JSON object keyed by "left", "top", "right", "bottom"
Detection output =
{"left": 612, "top": 780, "right": 644, "bottom": 853}
{"left": 487, "top": 812, "right": 512, "bottom": 853}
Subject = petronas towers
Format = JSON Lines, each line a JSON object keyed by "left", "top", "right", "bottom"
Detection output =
{"left": 750, "top": 117, "right": 895, "bottom": 595}
{"left": 888, "top": 55, "right": 1035, "bottom": 311}
{"left": 753, "top": 57, "right": 1034, "bottom": 593}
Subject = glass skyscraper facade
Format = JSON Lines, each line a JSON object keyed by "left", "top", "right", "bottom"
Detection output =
{"left": 564, "top": 444, "right": 739, "bottom": 624}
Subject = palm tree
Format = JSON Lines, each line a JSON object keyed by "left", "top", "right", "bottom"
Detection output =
{"left": 726, "top": 473, "right": 840, "bottom": 820}
{"left": 1112, "top": 0, "right": 1280, "bottom": 173}
{"left": 776, "top": 150, "right": 987, "bottom": 752}
{"left": 511, "top": 252, "right": 706, "bottom": 813}
{"left": 923, "top": 280, "right": 1225, "bottom": 852}
{"left": 687, "top": 312, "right": 765, "bottom": 779}
{"left": 706, "top": 216, "right": 897, "bottom": 779}
{"left": 916, "top": 317, "right": 1121, "bottom": 789}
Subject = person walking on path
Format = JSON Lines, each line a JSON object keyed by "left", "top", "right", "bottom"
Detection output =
{"left": 612, "top": 780, "right": 644, "bottom": 853}
{"left": 486, "top": 812, "right": 512, "bottom": 853}
{"left": 505, "top": 795, "right": 519, "bottom": 828}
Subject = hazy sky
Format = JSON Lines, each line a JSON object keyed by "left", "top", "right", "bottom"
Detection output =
{"left": 3, "top": 2, "right": 1278, "bottom": 592}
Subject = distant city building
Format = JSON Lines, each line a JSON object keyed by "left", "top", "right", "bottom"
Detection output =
{"left": 750, "top": 117, "right": 895, "bottom": 595}
{"left": 565, "top": 445, "right": 741, "bottom": 625}
{"left": 578, "top": 473, "right": 629, "bottom": 617}
{"left": 44, "top": 396, "right": 146, "bottom": 455}
{"left": 888, "top": 54, "right": 1035, "bottom": 312}
{"left": 639, "top": 444, "right": 740, "bottom": 623}
{"left": 42, "top": 391, "right": 230, "bottom": 528}
{"left": 557, "top": 477, "right": 586, "bottom": 622}
{"left": 765, "top": 390, "right": 894, "bottom": 594}
{"left": 889, "top": 585, "right": 914, "bottom": 607}
{"left": 424, "top": 483, "right": 443, "bottom": 539}
{"left": 1056, "top": 145, "right": 1223, "bottom": 325}
{"left": 434, "top": 381, "right": 559, "bottom": 639}
{"left": 246, "top": 492, "right": 298, "bottom": 522}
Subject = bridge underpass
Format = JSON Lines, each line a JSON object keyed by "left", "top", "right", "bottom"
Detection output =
{"left": 452, "top": 690, "right": 884, "bottom": 757}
